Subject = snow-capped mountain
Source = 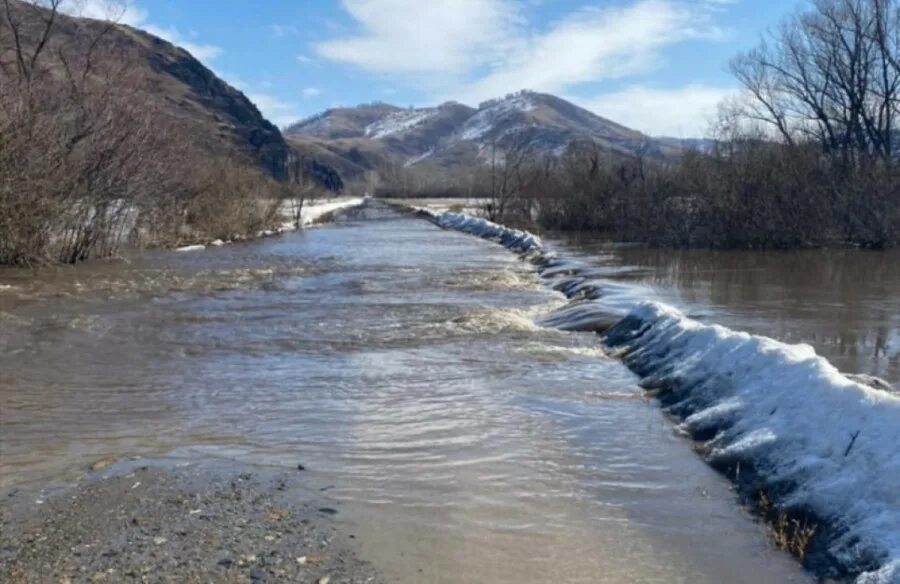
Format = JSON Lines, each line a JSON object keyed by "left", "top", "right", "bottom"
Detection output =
{"left": 284, "top": 90, "right": 685, "bottom": 180}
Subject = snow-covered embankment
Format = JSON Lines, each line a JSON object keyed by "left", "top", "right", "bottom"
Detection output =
{"left": 175, "top": 197, "right": 364, "bottom": 252}
{"left": 424, "top": 209, "right": 900, "bottom": 584}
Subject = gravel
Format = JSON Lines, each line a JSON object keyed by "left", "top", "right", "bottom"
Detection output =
{"left": 0, "top": 461, "right": 380, "bottom": 583}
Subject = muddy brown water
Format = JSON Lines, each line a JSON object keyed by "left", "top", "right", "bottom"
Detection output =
{"left": 0, "top": 203, "right": 863, "bottom": 582}
{"left": 551, "top": 235, "right": 899, "bottom": 385}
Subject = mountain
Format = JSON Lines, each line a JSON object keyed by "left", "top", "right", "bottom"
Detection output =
{"left": 3, "top": 0, "right": 288, "bottom": 178}
{"left": 285, "top": 91, "right": 685, "bottom": 179}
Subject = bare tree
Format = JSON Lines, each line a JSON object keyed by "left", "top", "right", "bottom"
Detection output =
{"left": 731, "top": 0, "right": 899, "bottom": 161}
{"left": 485, "top": 130, "right": 536, "bottom": 221}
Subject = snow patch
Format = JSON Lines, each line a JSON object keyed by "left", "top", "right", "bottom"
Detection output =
{"left": 289, "top": 197, "right": 365, "bottom": 228}
{"left": 457, "top": 93, "right": 537, "bottom": 142}
{"left": 365, "top": 109, "right": 436, "bottom": 139}
{"left": 404, "top": 149, "right": 434, "bottom": 167}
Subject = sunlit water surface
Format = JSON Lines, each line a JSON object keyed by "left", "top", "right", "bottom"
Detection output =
{"left": 1, "top": 205, "right": 815, "bottom": 582}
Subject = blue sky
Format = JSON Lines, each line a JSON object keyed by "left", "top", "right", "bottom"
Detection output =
{"left": 68, "top": 0, "right": 804, "bottom": 137}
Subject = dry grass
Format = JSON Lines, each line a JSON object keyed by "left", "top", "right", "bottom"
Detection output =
{"left": 758, "top": 491, "right": 818, "bottom": 561}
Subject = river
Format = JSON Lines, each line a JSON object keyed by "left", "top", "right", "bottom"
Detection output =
{"left": 4, "top": 201, "right": 880, "bottom": 582}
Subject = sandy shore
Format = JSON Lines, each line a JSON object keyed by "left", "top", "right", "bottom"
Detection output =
{"left": 0, "top": 461, "right": 379, "bottom": 584}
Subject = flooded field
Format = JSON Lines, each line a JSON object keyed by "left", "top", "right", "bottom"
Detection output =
{"left": 551, "top": 236, "right": 899, "bottom": 384}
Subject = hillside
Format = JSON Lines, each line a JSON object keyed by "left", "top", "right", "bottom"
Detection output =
{"left": 1, "top": 0, "right": 288, "bottom": 178}
{"left": 285, "top": 91, "right": 684, "bottom": 177}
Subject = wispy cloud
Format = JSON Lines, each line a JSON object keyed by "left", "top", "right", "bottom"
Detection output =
{"left": 316, "top": 0, "right": 730, "bottom": 104}
{"left": 142, "top": 24, "right": 222, "bottom": 61}
{"left": 455, "top": 0, "right": 724, "bottom": 103}
{"left": 315, "top": 0, "right": 523, "bottom": 78}
{"left": 302, "top": 87, "right": 322, "bottom": 98}
{"left": 62, "top": 1, "right": 302, "bottom": 126}
{"left": 578, "top": 84, "right": 736, "bottom": 137}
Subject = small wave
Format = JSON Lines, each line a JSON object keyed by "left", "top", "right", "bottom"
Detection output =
{"left": 443, "top": 307, "right": 546, "bottom": 335}
{"left": 0, "top": 311, "right": 31, "bottom": 326}
{"left": 443, "top": 268, "right": 540, "bottom": 291}
{"left": 511, "top": 342, "right": 609, "bottom": 363}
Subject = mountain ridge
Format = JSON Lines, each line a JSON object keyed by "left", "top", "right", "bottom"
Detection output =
{"left": 285, "top": 90, "right": 686, "bottom": 179}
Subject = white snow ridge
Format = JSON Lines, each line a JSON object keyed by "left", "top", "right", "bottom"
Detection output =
{"left": 605, "top": 303, "right": 900, "bottom": 584}
{"left": 424, "top": 208, "right": 900, "bottom": 584}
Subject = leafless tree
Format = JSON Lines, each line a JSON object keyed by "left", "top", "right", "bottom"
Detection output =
{"left": 731, "top": 0, "right": 899, "bottom": 162}
{"left": 284, "top": 153, "right": 323, "bottom": 228}
{"left": 485, "top": 131, "right": 537, "bottom": 221}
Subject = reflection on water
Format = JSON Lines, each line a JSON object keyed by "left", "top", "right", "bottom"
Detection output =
{"left": 552, "top": 237, "right": 900, "bottom": 384}
{"left": 0, "top": 204, "right": 809, "bottom": 582}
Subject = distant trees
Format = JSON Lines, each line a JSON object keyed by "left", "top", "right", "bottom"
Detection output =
{"left": 722, "top": 0, "right": 899, "bottom": 247}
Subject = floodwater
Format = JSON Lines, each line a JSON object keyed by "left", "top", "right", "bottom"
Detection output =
{"left": 0, "top": 203, "right": 822, "bottom": 582}
{"left": 552, "top": 236, "right": 900, "bottom": 384}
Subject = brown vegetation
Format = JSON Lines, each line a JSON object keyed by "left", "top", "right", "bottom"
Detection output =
{"left": 758, "top": 491, "right": 819, "bottom": 561}
{"left": 0, "top": 0, "right": 299, "bottom": 265}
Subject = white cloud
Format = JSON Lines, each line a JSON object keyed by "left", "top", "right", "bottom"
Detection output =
{"left": 302, "top": 87, "right": 322, "bottom": 98}
{"left": 61, "top": 1, "right": 298, "bottom": 127}
{"left": 578, "top": 84, "right": 736, "bottom": 137}
{"left": 61, "top": 0, "right": 221, "bottom": 62}
{"left": 315, "top": 0, "right": 523, "bottom": 76}
{"left": 316, "top": 0, "right": 732, "bottom": 108}
{"left": 142, "top": 24, "right": 222, "bottom": 61}
{"left": 457, "top": 1, "right": 721, "bottom": 103}
{"left": 296, "top": 54, "right": 314, "bottom": 64}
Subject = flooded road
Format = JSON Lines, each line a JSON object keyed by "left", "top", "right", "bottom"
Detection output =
{"left": 1, "top": 204, "right": 814, "bottom": 582}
